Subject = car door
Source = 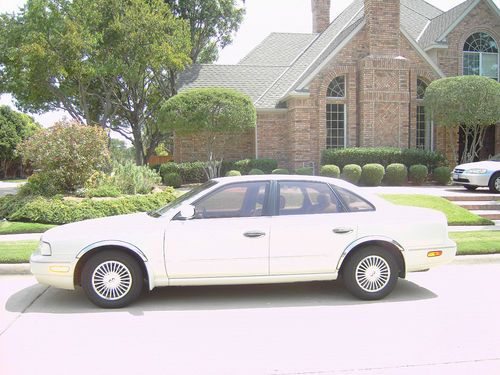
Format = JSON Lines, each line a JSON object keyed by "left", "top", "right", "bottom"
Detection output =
{"left": 164, "top": 180, "right": 271, "bottom": 279}
{"left": 269, "top": 180, "right": 364, "bottom": 275}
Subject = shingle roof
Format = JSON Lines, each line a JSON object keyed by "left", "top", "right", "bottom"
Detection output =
{"left": 177, "top": 64, "right": 287, "bottom": 102}
{"left": 239, "top": 32, "right": 317, "bottom": 66}
{"left": 418, "top": 0, "right": 476, "bottom": 48}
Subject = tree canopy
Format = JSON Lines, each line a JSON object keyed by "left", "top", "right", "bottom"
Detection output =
{"left": 424, "top": 76, "right": 500, "bottom": 163}
{"left": 159, "top": 87, "right": 256, "bottom": 177}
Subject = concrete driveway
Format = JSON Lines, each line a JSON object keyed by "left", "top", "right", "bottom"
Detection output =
{"left": 0, "top": 181, "right": 21, "bottom": 196}
{"left": 1, "top": 257, "right": 500, "bottom": 375}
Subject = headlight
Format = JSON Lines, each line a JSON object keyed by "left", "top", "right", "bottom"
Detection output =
{"left": 466, "top": 168, "right": 488, "bottom": 174}
{"left": 38, "top": 241, "right": 52, "bottom": 256}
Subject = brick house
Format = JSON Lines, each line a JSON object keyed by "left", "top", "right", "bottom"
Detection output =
{"left": 177, "top": 0, "right": 500, "bottom": 170}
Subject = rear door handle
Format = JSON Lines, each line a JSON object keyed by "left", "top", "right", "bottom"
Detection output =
{"left": 244, "top": 231, "right": 266, "bottom": 238}
{"left": 333, "top": 227, "right": 353, "bottom": 234}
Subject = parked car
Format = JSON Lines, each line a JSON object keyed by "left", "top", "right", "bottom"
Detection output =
{"left": 31, "top": 175, "right": 456, "bottom": 308}
{"left": 452, "top": 154, "right": 500, "bottom": 193}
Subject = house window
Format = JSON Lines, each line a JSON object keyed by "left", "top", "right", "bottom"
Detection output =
{"left": 416, "top": 78, "right": 431, "bottom": 150}
{"left": 463, "top": 32, "right": 499, "bottom": 80}
{"left": 326, "top": 75, "right": 346, "bottom": 149}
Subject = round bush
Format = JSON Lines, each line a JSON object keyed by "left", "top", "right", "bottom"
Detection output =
{"left": 360, "top": 164, "right": 385, "bottom": 186}
{"left": 433, "top": 166, "right": 451, "bottom": 185}
{"left": 295, "top": 167, "right": 313, "bottom": 175}
{"left": 341, "top": 164, "right": 362, "bottom": 184}
{"left": 384, "top": 163, "right": 408, "bottom": 186}
{"left": 409, "top": 164, "right": 428, "bottom": 185}
{"left": 272, "top": 168, "right": 289, "bottom": 174}
{"left": 248, "top": 168, "right": 264, "bottom": 175}
{"left": 225, "top": 170, "right": 241, "bottom": 177}
{"left": 164, "top": 172, "right": 182, "bottom": 188}
{"left": 320, "top": 165, "right": 340, "bottom": 178}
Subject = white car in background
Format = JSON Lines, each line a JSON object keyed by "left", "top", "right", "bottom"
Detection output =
{"left": 31, "top": 175, "right": 456, "bottom": 308}
{"left": 452, "top": 154, "right": 500, "bottom": 193}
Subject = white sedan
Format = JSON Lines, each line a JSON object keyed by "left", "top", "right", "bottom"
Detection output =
{"left": 452, "top": 154, "right": 500, "bottom": 193}
{"left": 31, "top": 175, "right": 456, "bottom": 308}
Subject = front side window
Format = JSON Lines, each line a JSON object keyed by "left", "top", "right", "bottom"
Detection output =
{"left": 463, "top": 32, "right": 498, "bottom": 80}
{"left": 278, "top": 181, "right": 342, "bottom": 216}
{"left": 193, "top": 181, "right": 269, "bottom": 219}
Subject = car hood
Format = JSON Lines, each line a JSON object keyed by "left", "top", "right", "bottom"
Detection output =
{"left": 455, "top": 160, "right": 499, "bottom": 171}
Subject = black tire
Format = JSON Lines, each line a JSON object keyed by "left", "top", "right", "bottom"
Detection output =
{"left": 464, "top": 185, "right": 478, "bottom": 191}
{"left": 81, "top": 250, "right": 143, "bottom": 308}
{"left": 488, "top": 173, "right": 500, "bottom": 193}
{"left": 341, "top": 246, "right": 399, "bottom": 300}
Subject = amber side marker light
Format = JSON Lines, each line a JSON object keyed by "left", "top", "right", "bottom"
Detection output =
{"left": 427, "top": 251, "right": 443, "bottom": 258}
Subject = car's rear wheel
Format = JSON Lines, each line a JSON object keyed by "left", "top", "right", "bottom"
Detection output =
{"left": 81, "top": 250, "right": 143, "bottom": 308}
{"left": 464, "top": 184, "right": 478, "bottom": 191}
{"left": 489, "top": 173, "right": 500, "bottom": 193}
{"left": 341, "top": 246, "right": 398, "bottom": 300}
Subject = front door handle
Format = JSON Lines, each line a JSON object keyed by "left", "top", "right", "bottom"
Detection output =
{"left": 244, "top": 231, "right": 266, "bottom": 238}
{"left": 333, "top": 227, "right": 353, "bottom": 234}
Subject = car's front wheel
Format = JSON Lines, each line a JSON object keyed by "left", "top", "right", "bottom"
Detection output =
{"left": 341, "top": 246, "right": 398, "bottom": 300}
{"left": 81, "top": 250, "right": 143, "bottom": 308}
{"left": 489, "top": 173, "right": 500, "bottom": 193}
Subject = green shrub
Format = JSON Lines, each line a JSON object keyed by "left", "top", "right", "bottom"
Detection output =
{"left": 112, "top": 161, "right": 161, "bottom": 194}
{"left": 360, "top": 164, "right": 385, "bottom": 186}
{"left": 17, "top": 172, "right": 64, "bottom": 197}
{"left": 248, "top": 168, "right": 264, "bottom": 175}
{"left": 1, "top": 189, "right": 178, "bottom": 224}
{"left": 272, "top": 168, "right": 289, "bottom": 174}
{"left": 319, "top": 165, "right": 340, "bottom": 178}
{"left": 341, "top": 164, "right": 362, "bottom": 184}
{"left": 295, "top": 167, "right": 314, "bottom": 175}
{"left": 160, "top": 162, "right": 207, "bottom": 183}
{"left": 84, "top": 185, "right": 121, "bottom": 198}
{"left": 164, "top": 172, "right": 182, "bottom": 188}
{"left": 233, "top": 159, "right": 278, "bottom": 174}
{"left": 384, "top": 163, "right": 408, "bottom": 186}
{"left": 225, "top": 170, "right": 241, "bottom": 177}
{"left": 433, "top": 166, "right": 452, "bottom": 185}
{"left": 409, "top": 164, "right": 428, "bottom": 185}
{"left": 321, "top": 147, "right": 447, "bottom": 170}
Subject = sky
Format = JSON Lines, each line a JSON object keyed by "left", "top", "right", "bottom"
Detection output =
{"left": 0, "top": 0, "right": 499, "bottom": 127}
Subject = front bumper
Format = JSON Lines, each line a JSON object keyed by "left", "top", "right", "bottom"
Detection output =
{"left": 404, "top": 240, "right": 457, "bottom": 272}
{"left": 452, "top": 171, "right": 492, "bottom": 187}
{"left": 30, "top": 251, "right": 76, "bottom": 290}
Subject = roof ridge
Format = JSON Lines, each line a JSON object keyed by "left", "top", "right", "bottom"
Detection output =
{"left": 415, "top": 0, "right": 444, "bottom": 15}
{"left": 400, "top": 2, "right": 436, "bottom": 20}
{"left": 429, "top": 0, "right": 474, "bottom": 21}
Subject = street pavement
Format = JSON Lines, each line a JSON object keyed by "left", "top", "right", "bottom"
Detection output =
{"left": 1, "top": 256, "right": 500, "bottom": 375}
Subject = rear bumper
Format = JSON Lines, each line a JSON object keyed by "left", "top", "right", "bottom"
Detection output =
{"left": 404, "top": 241, "right": 457, "bottom": 272}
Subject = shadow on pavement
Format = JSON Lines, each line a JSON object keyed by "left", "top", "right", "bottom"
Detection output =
{"left": 6, "top": 278, "right": 436, "bottom": 315}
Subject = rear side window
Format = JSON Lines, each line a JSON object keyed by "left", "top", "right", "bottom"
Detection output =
{"left": 278, "top": 181, "right": 342, "bottom": 216}
{"left": 334, "top": 186, "right": 375, "bottom": 212}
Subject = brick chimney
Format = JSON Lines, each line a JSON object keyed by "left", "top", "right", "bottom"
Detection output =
{"left": 311, "top": 0, "right": 330, "bottom": 34}
{"left": 364, "top": 0, "right": 400, "bottom": 55}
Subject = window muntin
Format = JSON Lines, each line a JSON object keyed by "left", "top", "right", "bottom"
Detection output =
{"left": 326, "top": 75, "right": 345, "bottom": 98}
{"left": 416, "top": 106, "right": 426, "bottom": 149}
{"left": 334, "top": 186, "right": 375, "bottom": 212}
{"left": 193, "top": 181, "right": 269, "bottom": 219}
{"left": 326, "top": 103, "right": 345, "bottom": 149}
{"left": 278, "top": 181, "right": 342, "bottom": 216}
{"left": 416, "top": 79, "right": 427, "bottom": 100}
{"left": 463, "top": 32, "right": 498, "bottom": 80}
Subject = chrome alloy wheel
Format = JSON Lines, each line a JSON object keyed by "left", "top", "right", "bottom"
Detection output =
{"left": 92, "top": 260, "right": 132, "bottom": 301}
{"left": 355, "top": 255, "right": 391, "bottom": 293}
{"left": 495, "top": 176, "right": 500, "bottom": 192}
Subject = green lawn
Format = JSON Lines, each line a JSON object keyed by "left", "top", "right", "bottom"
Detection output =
{"left": 0, "top": 240, "right": 38, "bottom": 263}
{"left": 450, "top": 231, "right": 500, "bottom": 255}
{"left": 0, "top": 178, "right": 27, "bottom": 183}
{"left": 0, "top": 221, "right": 56, "bottom": 235}
{"left": 381, "top": 194, "right": 494, "bottom": 226}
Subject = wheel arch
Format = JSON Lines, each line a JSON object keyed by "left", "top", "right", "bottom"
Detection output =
{"left": 337, "top": 237, "right": 406, "bottom": 278}
{"left": 74, "top": 241, "right": 152, "bottom": 289}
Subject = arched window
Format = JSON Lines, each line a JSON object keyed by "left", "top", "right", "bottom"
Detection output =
{"left": 463, "top": 32, "right": 498, "bottom": 80}
{"left": 326, "top": 76, "right": 346, "bottom": 149}
{"left": 416, "top": 78, "right": 432, "bottom": 150}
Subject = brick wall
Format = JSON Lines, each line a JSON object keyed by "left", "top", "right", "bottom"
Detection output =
{"left": 365, "top": 0, "right": 400, "bottom": 55}
{"left": 311, "top": 0, "right": 331, "bottom": 34}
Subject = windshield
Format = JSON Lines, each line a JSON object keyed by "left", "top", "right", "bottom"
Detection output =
{"left": 148, "top": 180, "right": 218, "bottom": 217}
{"left": 491, "top": 154, "right": 500, "bottom": 162}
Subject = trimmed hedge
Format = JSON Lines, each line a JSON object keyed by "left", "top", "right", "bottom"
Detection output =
{"left": 272, "top": 168, "right": 289, "bottom": 174}
{"left": 160, "top": 162, "right": 207, "bottom": 184}
{"left": 0, "top": 189, "right": 178, "bottom": 225}
{"left": 384, "top": 163, "right": 408, "bottom": 186}
{"left": 320, "top": 165, "right": 340, "bottom": 178}
{"left": 433, "top": 166, "right": 452, "bottom": 185}
{"left": 409, "top": 165, "right": 428, "bottom": 185}
{"left": 225, "top": 170, "right": 241, "bottom": 177}
{"left": 360, "top": 164, "right": 385, "bottom": 186}
{"left": 296, "top": 167, "right": 314, "bottom": 175}
{"left": 321, "top": 147, "right": 447, "bottom": 169}
{"left": 248, "top": 168, "right": 264, "bottom": 175}
{"left": 341, "top": 164, "right": 362, "bottom": 184}
{"left": 164, "top": 172, "right": 182, "bottom": 188}
{"left": 232, "top": 159, "right": 278, "bottom": 174}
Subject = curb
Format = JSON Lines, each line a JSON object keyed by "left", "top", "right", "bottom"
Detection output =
{"left": 1, "top": 254, "right": 500, "bottom": 276}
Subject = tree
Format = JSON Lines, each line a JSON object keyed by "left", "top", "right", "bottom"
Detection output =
{"left": 0, "top": 0, "right": 191, "bottom": 165}
{"left": 159, "top": 88, "right": 256, "bottom": 178}
{"left": 0, "top": 106, "right": 40, "bottom": 178}
{"left": 424, "top": 76, "right": 500, "bottom": 164}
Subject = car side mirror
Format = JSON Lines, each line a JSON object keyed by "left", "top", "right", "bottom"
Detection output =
{"left": 178, "top": 204, "right": 195, "bottom": 220}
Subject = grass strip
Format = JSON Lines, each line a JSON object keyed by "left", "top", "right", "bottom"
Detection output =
{"left": 0, "top": 221, "right": 56, "bottom": 235}
{"left": 0, "top": 240, "right": 38, "bottom": 263}
{"left": 381, "top": 194, "right": 494, "bottom": 226}
{"left": 450, "top": 231, "right": 500, "bottom": 255}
